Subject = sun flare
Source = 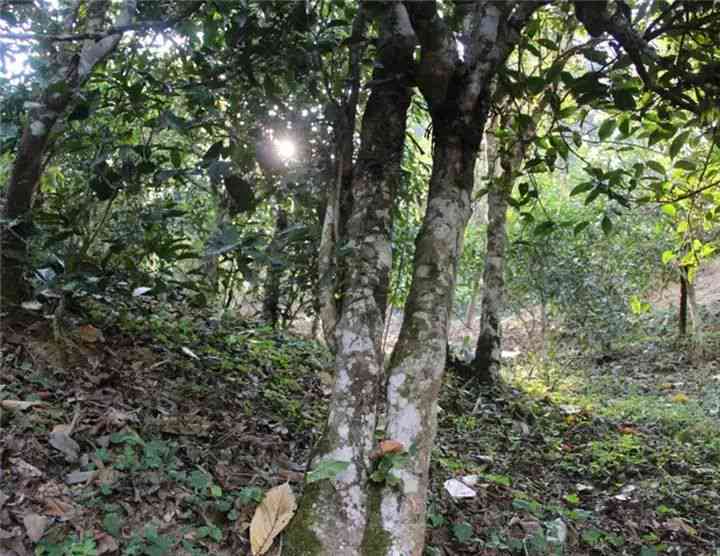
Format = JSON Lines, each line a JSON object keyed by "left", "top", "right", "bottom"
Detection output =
{"left": 275, "top": 138, "right": 296, "bottom": 160}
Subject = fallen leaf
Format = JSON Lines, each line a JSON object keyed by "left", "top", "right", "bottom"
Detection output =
{"left": 49, "top": 432, "right": 80, "bottom": 462}
{"left": 443, "top": 478, "right": 477, "bottom": 499}
{"left": 0, "top": 400, "right": 46, "bottom": 411}
{"left": 249, "top": 483, "right": 297, "bottom": 556}
{"left": 664, "top": 517, "right": 697, "bottom": 536}
{"left": 370, "top": 439, "right": 404, "bottom": 460}
{"left": 378, "top": 440, "right": 404, "bottom": 455}
{"left": 181, "top": 346, "right": 199, "bottom": 360}
{"left": 671, "top": 392, "right": 689, "bottom": 403}
{"left": 10, "top": 458, "right": 43, "bottom": 478}
{"left": 132, "top": 286, "right": 152, "bottom": 297}
{"left": 547, "top": 518, "right": 567, "bottom": 544}
{"left": 78, "top": 324, "right": 104, "bottom": 343}
{"left": 95, "top": 531, "right": 119, "bottom": 554}
{"left": 21, "top": 301, "right": 43, "bottom": 311}
{"left": 65, "top": 470, "right": 97, "bottom": 485}
{"left": 23, "top": 513, "right": 48, "bottom": 542}
{"left": 44, "top": 498, "right": 74, "bottom": 518}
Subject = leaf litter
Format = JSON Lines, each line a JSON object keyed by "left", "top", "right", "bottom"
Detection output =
{"left": 0, "top": 292, "right": 718, "bottom": 555}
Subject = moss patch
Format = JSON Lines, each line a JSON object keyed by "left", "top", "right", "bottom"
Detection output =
{"left": 360, "top": 484, "right": 391, "bottom": 556}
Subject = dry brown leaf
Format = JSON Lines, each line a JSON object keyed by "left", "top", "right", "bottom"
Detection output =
{"left": 378, "top": 439, "right": 404, "bottom": 455}
{"left": 23, "top": 513, "right": 48, "bottom": 542}
{"left": 49, "top": 432, "right": 80, "bottom": 462}
{"left": 78, "top": 324, "right": 104, "bottom": 343}
{"left": 0, "top": 400, "right": 46, "bottom": 411}
{"left": 249, "top": 483, "right": 296, "bottom": 556}
{"left": 370, "top": 439, "right": 404, "bottom": 459}
{"left": 44, "top": 497, "right": 74, "bottom": 518}
{"left": 95, "top": 531, "right": 119, "bottom": 554}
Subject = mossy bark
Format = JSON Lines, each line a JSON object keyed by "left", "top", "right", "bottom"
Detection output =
{"left": 285, "top": 4, "right": 414, "bottom": 554}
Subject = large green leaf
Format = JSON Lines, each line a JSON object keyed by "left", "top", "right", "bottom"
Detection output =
{"left": 669, "top": 131, "right": 690, "bottom": 159}
{"left": 598, "top": 119, "right": 617, "bottom": 141}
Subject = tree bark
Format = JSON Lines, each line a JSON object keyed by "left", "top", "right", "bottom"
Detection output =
{"left": 1, "top": 0, "right": 135, "bottom": 306}
{"left": 285, "top": 3, "right": 414, "bottom": 554}
{"left": 262, "top": 207, "right": 288, "bottom": 327}
{"left": 376, "top": 122, "right": 482, "bottom": 555}
{"left": 473, "top": 173, "right": 509, "bottom": 383}
{"left": 679, "top": 266, "right": 688, "bottom": 336}
{"left": 317, "top": 7, "right": 367, "bottom": 351}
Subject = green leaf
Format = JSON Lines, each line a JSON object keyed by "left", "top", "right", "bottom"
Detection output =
{"left": 618, "top": 117, "right": 631, "bottom": 137}
{"left": 660, "top": 204, "right": 676, "bottom": 217}
{"left": 646, "top": 160, "right": 665, "bottom": 175}
{"left": 669, "top": 131, "right": 690, "bottom": 159}
{"left": 103, "top": 513, "right": 124, "bottom": 537}
{"left": 674, "top": 159, "right": 696, "bottom": 171}
{"left": 612, "top": 89, "right": 636, "bottom": 110}
{"left": 570, "top": 182, "right": 594, "bottom": 196}
{"left": 601, "top": 214, "right": 612, "bottom": 235}
{"left": 573, "top": 221, "right": 590, "bottom": 235}
{"left": 306, "top": 460, "right": 351, "bottom": 484}
{"left": 534, "top": 221, "right": 556, "bottom": 236}
{"left": 582, "top": 528, "right": 604, "bottom": 546}
{"left": 661, "top": 250, "right": 675, "bottom": 264}
{"left": 452, "top": 522, "right": 474, "bottom": 543}
{"left": 598, "top": 119, "right": 617, "bottom": 141}
{"left": 526, "top": 76, "right": 546, "bottom": 95}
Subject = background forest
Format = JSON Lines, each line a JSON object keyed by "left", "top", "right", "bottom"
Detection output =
{"left": 1, "top": 1, "right": 719, "bottom": 555}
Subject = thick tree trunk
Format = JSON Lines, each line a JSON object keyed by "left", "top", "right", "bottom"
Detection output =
{"left": 285, "top": 4, "right": 414, "bottom": 554}
{"left": 473, "top": 178, "right": 509, "bottom": 383}
{"left": 377, "top": 125, "right": 481, "bottom": 555}
{"left": 0, "top": 0, "right": 134, "bottom": 306}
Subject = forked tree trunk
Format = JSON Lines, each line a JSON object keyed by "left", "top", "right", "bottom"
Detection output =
{"left": 1, "top": 0, "right": 135, "bottom": 305}
{"left": 285, "top": 4, "right": 414, "bottom": 554}
{"left": 377, "top": 124, "right": 482, "bottom": 554}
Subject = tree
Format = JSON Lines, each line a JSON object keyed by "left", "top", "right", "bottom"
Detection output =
{"left": 1, "top": 0, "right": 137, "bottom": 304}
{"left": 291, "top": 1, "right": 720, "bottom": 554}
{"left": 285, "top": 3, "right": 415, "bottom": 553}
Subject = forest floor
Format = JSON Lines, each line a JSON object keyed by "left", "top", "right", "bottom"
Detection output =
{"left": 1, "top": 285, "right": 719, "bottom": 556}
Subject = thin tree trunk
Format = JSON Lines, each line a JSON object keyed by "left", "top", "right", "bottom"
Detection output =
{"left": 679, "top": 266, "right": 688, "bottom": 336}
{"left": 1, "top": 0, "right": 135, "bottom": 305}
{"left": 263, "top": 207, "right": 288, "bottom": 327}
{"left": 687, "top": 274, "right": 703, "bottom": 356}
{"left": 285, "top": 4, "right": 414, "bottom": 554}
{"left": 472, "top": 113, "right": 529, "bottom": 384}
{"left": 317, "top": 8, "right": 367, "bottom": 351}
{"left": 473, "top": 177, "right": 509, "bottom": 383}
{"left": 378, "top": 125, "right": 482, "bottom": 555}
{"left": 464, "top": 274, "right": 482, "bottom": 329}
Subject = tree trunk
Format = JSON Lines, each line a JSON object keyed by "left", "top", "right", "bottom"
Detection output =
{"left": 377, "top": 124, "right": 481, "bottom": 555}
{"left": 263, "top": 207, "right": 288, "bottom": 327}
{"left": 285, "top": 4, "right": 414, "bottom": 554}
{"left": 464, "top": 274, "right": 482, "bottom": 329}
{"left": 317, "top": 8, "right": 367, "bottom": 351}
{"left": 687, "top": 273, "right": 703, "bottom": 357}
{"left": 0, "top": 0, "right": 135, "bottom": 306}
{"left": 473, "top": 177, "right": 509, "bottom": 383}
{"left": 679, "top": 266, "right": 688, "bottom": 336}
